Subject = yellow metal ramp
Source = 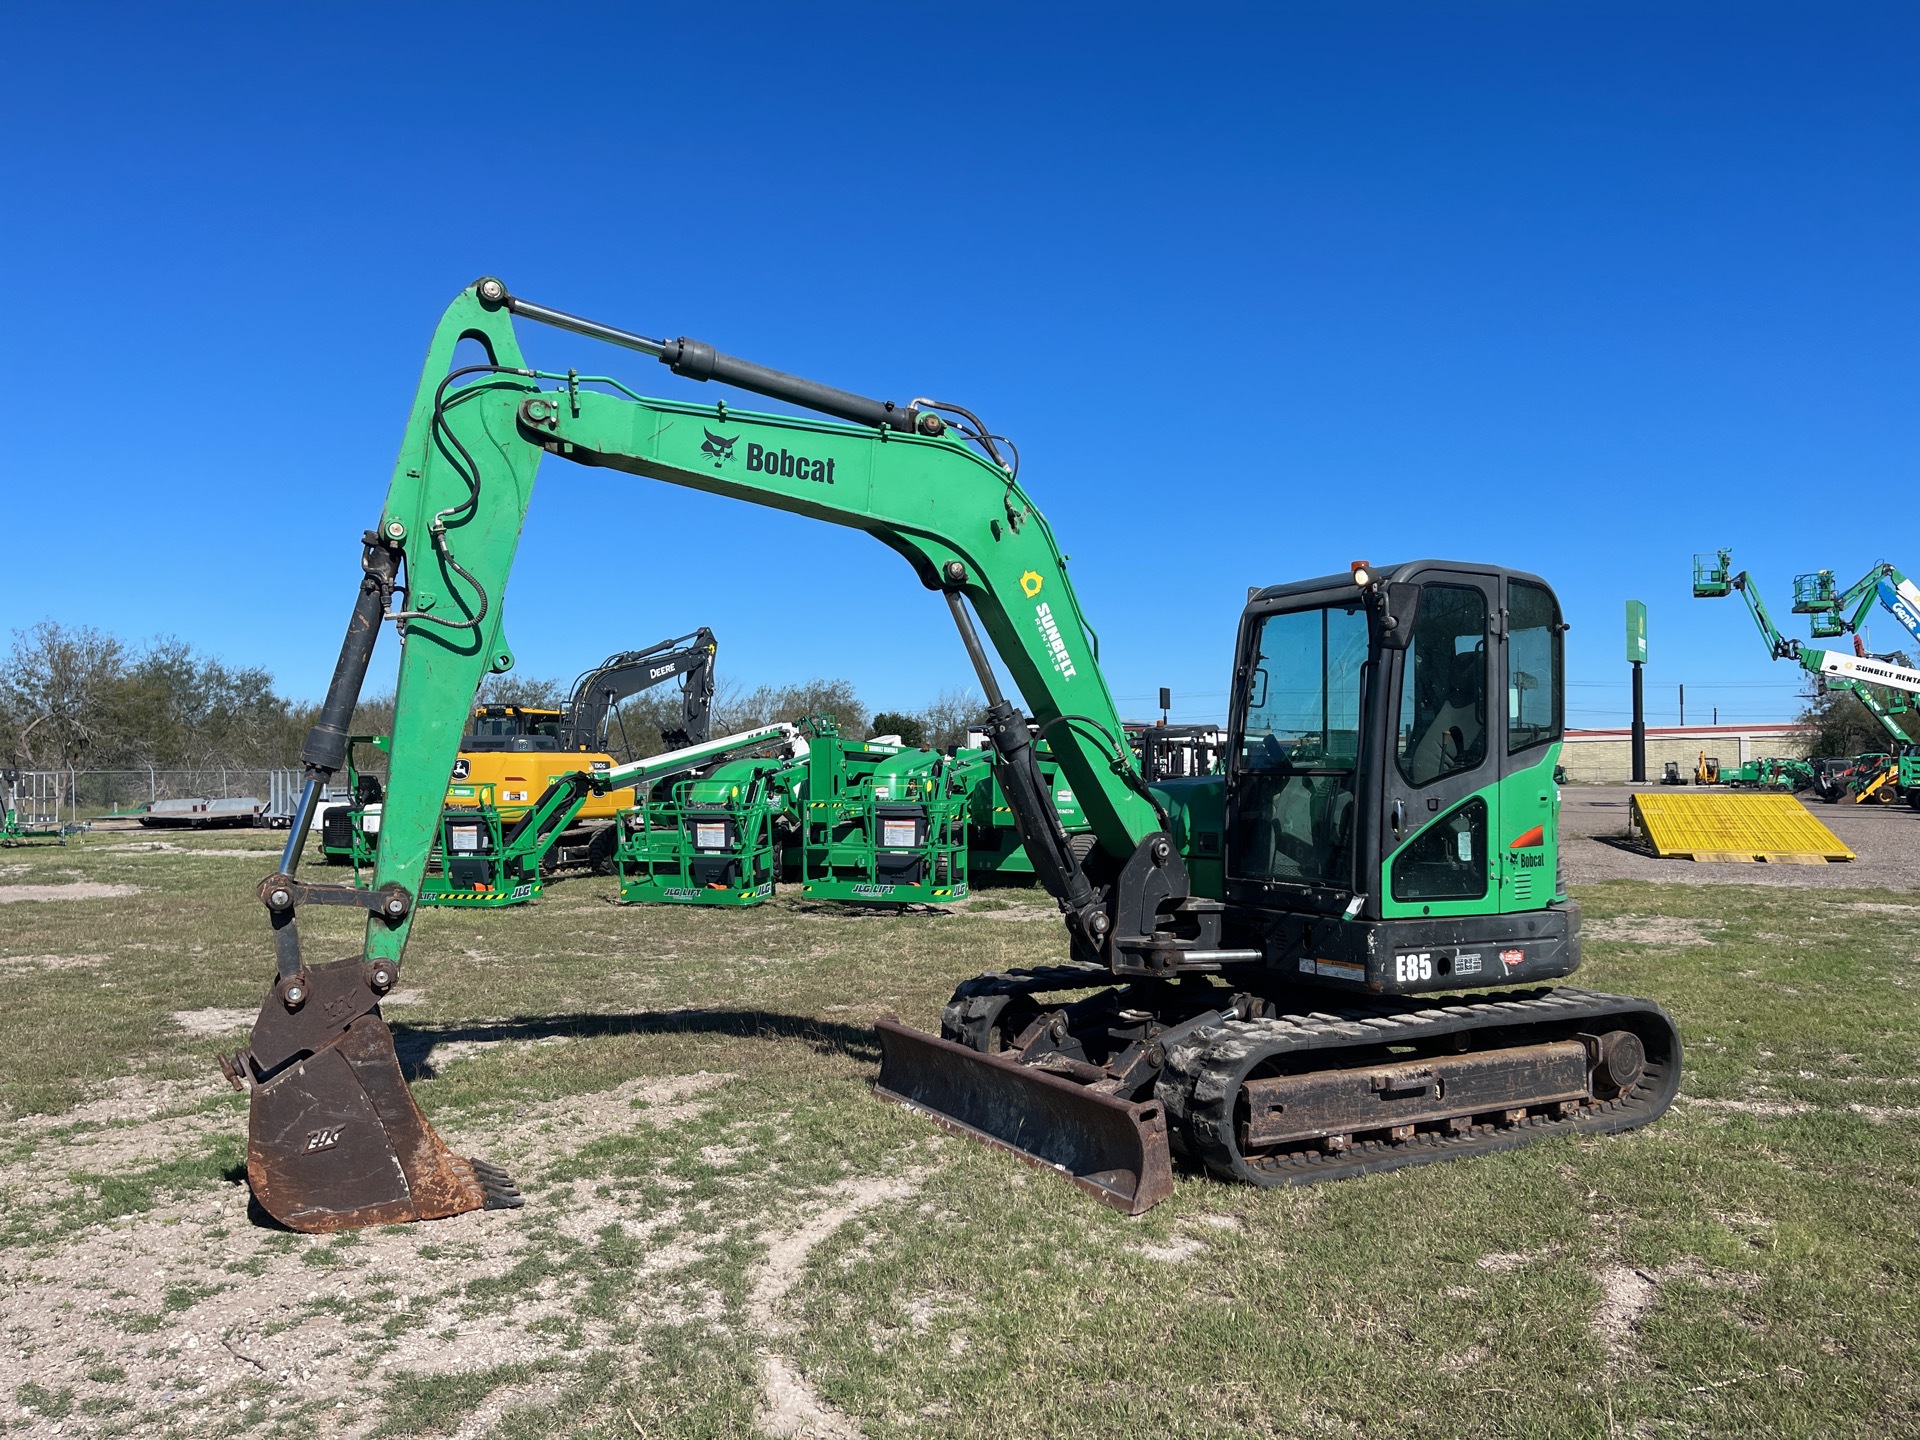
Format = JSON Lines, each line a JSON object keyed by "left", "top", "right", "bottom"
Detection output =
{"left": 1629, "top": 791, "right": 1854, "bottom": 863}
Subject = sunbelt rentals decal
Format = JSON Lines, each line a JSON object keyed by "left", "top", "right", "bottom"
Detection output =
{"left": 1033, "top": 601, "right": 1077, "bottom": 681}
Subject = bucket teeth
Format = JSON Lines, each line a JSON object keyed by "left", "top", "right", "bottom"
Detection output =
{"left": 470, "top": 1160, "right": 524, "bottom": 1210}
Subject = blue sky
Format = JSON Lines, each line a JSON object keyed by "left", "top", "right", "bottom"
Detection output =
{"left": 1, "top": 4, "right": 1913, "bottom": 728}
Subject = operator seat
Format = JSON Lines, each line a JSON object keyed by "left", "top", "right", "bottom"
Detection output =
{"left": 1404, "top": 648, "right": 1485, "bottom": 781}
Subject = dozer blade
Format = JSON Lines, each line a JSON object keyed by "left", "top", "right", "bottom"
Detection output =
{"left": 873, "top": 1017, "right": 1173, "bottom": 1215}
{"left": 234, "top": 959, "right": 522, "bottom": 1233}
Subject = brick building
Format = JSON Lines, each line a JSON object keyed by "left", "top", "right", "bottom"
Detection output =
{"left": 1559, "top": 723, "right": 1809, "bottom": 784}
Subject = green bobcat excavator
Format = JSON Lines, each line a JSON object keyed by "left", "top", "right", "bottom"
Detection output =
{"left": 226, "top": 279, "right": 1680, "bottom": 1230}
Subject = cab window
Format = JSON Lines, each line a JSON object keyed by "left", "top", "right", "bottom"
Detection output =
{"left": 1391, "top": 798, "right": 1488, "bottom": 901}
{"left": 1507, "top": 579, "right": 1562, "bottom": 756}
{"left": 1396, "top": 585, "right": 1488, "bottom": 787}
{"left": 1231, "top": 602, "right": 1368, "bottom": 888}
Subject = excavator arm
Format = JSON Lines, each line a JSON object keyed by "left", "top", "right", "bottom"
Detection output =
{"left": 237, "top": 279, "right": 1191, "bottom": 1229}
{"left": 560, "top": 628, "right": 719, "bottom": 753}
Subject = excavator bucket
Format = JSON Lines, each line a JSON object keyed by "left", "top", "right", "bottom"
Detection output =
{"left": 226, "top": 959, "right": 521, "bottom": 1232}
{"left": 872, "top": 1017, "right": 1174, "bottom": 1215}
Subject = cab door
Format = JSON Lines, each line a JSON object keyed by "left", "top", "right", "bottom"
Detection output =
{"left": 1495, "top": 575, "right": 1565, "bottom": 913}
{"left": 1377, "top": 570, "right": 1503, "bottom": 922}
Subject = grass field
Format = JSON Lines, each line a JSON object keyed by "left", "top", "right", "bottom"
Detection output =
{"left": 1, "top": 831, "right": 1917, "bottom": 1439}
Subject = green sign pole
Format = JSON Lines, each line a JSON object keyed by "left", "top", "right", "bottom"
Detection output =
{"left": 1626, "top": 600, "right": 1648, "bottom": 782}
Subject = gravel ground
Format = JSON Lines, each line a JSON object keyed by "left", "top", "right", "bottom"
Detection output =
{"left": 1561, "top": 785, "right": 1920, "bottom": 890}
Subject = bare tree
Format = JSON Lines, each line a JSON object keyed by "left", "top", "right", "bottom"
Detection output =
{"left": 474, "top": 673, "right": 566, "bottom": 709}
{"left": 915, "top": 687, "right": 987, "bottom": 751}
{"left": 713, "top": 677, "right": 866, "bottom": 739}
{"left": 0, "top": 622, "right": 131, "bottom": 769}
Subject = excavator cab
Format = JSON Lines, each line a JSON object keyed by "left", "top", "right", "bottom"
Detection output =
{"left": 463, "top": 704, "right": 567, "bottom": 753}
{"left": 1224, "top": 562, "right": 1575, "bottom": 992}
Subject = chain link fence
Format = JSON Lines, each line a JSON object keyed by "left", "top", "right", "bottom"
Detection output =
{"left": 12, "top": 767, "right": 303, "bottom": 824}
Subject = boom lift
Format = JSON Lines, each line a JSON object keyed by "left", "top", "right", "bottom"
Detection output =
{"left": 229, "top": 280, "right": 1680, "bottom": 1231}
{"left": 1791, "top": 561, "right": 1920, "bottom": 650}
{"left": 1696, "top": 551, "right": 1920, "bottom": 801}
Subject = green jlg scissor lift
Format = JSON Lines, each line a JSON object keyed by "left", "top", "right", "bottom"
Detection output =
{"left": 616, "top": 719, "right": 972, "bottom": 907}
{"left": 1, "top": 768, "right": 81, "bottom": 846}
{"left": 796, "top": 721, "right": 977, "bottom": 903}
{"left": 616, "top": 748, "right": 805, "bottom": 906}
{"left": 613, "top": 718, "right": 1095, "bottom": 907}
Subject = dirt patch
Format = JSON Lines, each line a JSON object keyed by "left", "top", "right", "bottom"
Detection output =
{"left": 0, "top": 882, "right": 139, "bottom": 904}
{"left": 1683, "top": 1097, "right": 1815, "bottom": 1118}
{"left": 7, "top": 1072, "right": 212, "bottom": 1137}
{"left": 748, "top": 1172, "right": 924, "bottom": 1439}
{"left": 102, "top": 842, "right": 280, "bottom": 859}
{"left": 1131, "top": 1236, "right": 1206, "bottom": 1263}
{"left": 955, "top": 906, "right": 1059, "bottom": 924}
{"left": 1582, "top": 915, "right": 1726, "bottom": 947}
{"left": 0, "top": 1070, "right": 741, "bottom": 1440}
{"left": 759, "top": 1355, "right": 864, "bottom": 1439}
{"left": 449, "top": 1382, "right": 567, "bottom": 1440}
{"left": 748, "top": 1174, "right": 922, "bottom": 1332}
{"left": 1593, "top": 1257, "right": 1761, "bottom": 1367}
{"left": 1594, "top": 1261, "right": 1659, "bottom": 1361}
{"left": 462, "top": 1071, "right": 738, "bottom": 1166}
{"left": 1477, "top": 1246, "right": 1560, "bottom": 1273}
{"left": 1844, "top": 1102, "right": 1920, "bottom": 1123}
{"left": 0, "top": 952, "right": 107, "bottom": 971}
{"left": 170, "top": 1007, "right": 257, "bottom": 1037}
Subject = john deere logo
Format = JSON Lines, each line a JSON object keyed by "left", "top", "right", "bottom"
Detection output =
{"left": 450, "top": 759, "right": 470, "bottom": 781}
{"left": 701, "top": 429, "right": 737, "bottom": 468}
{"left": 1020, "top": 570, "right": 1044, "bottom": 598}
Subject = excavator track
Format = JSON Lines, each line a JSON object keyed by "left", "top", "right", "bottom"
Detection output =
{"left": 892, "top": 967, "right": 1679, "bottom": 1206}
{"left": 1157, "top": 986, "right": 1680, "bottom": 1187}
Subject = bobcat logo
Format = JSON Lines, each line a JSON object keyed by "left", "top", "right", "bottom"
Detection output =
{"left": 701, "top": 429, "right": 737, "bottom": 468}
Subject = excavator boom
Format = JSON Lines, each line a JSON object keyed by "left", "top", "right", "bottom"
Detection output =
{"left": 235, "top": 280, "right": 1175, "bottom": 1229}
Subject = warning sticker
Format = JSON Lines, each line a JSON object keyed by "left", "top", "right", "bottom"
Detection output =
{"left": 694, "top": 823, "right": 727, "bottom": 850}
{"left": 1298, "top": 957, "right": 1366, "bottom": 981}
{"left": 882, "top": 820, "right": 918, "bottom": 848}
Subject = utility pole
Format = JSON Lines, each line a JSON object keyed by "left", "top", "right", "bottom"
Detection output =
{"left": 1627, "top": 601, "right": 1648, "bottom": 783}
{"left": 1679, "top": 684, "right": 1686, "bottom": 728}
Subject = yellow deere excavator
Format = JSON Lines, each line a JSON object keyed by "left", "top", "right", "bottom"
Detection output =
{"left": 224, "top": 280, "right": 1679, "bottom": 1230}
{"left": 448, "top": 631, "right": 717, "bottom": 872}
